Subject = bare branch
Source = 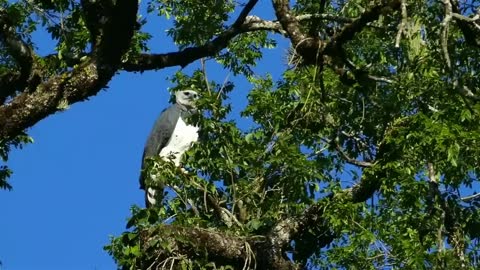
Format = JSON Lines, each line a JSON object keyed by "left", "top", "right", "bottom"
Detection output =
{"left": 459, "top": 85, "right": 480, "bottom": 101}
{"left": 441, "top": 0, "right": 453, "bottom": 69}
{"left": 367, "top": 74, "right": 394, "bottom": 84}
{"left": 395, "top": 0, "right": 408, "bottom": 48}
{"left": 322, "top": 129, "right": 377, "bottom": 169}
{"left": 450, "top": 0, "right": 480, "bottom": 48}
{"left": 342, "top": 57, "right": 394, "bottom": 84}
{"left": 0, "top": 11, "right": 33, "bottom": 68}
{"left": 461, "top": 192, "right": 480, "bottom": 202}
{"left": 334, "top": 139, "right": 375, "bottom": 168}
{"left": 453, "top": 79, "right": 480, "bottom": 102}
{"left": 427, "top": 162, "right": 437, "bottom": 183}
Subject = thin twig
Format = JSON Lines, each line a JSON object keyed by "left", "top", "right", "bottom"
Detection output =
{"left": 427, "top": 162, "right": 437, "bottom": 183}
{"left": 200, "top": 58, "right": 211, "bottom": 94}
{"left": 461, "top": 192, "right": 480, "bottom": 202}
{"left": 217, "top": 73, "right": 231, "bottom": 100}
{"left": 334, "top": 136, "right": 375, "bottom": 168}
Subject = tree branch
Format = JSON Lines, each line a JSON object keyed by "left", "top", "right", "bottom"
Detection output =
{"left": 139, "top": 157, "right": 387, "bottom": 269}
{"left": 271, "top": 0, "right": 322, "bottom": 64}
{"left": 272, "top": 0, "right": 308, "bottom": 46}
{"left": 441, "top": 0, "right": 453, "bottom": 69}
{"left": 450, "top": 0, "right": 480, "bottom": 48}
{"left": 324, "top": 0, "right": 401, "bottom": 54}
{"left": 331, "top": 129, "right": 376, "bottom": 168}
{"left": 334, "top": 140, "right": 375, "bottom": 168}
{"left": 123, "top": 0, "right": 261, "bottom": 72}
{"left": 123, "top": 12, "right": 353, "bottom": 72}
{"left": 139, "top": 224, "right": 297, "bottom": 270}
{"left": 243, "top": 14, "right": 354, "bottom": 35}
{"left": 0, "top": 0, "right": 139, "bottom": 141}
{"left": 395, "top": 0, "right": 408, "bottom": 48}
{"left": 461, "top": 192, "right": 480, "bottom": 202}
{"left": 0, "top": 9, "right": 35, "bottom": 103}
{"left": 233, "top": 0, "right": 259, "bottom": 29}
{"left": 271, "top": 0, "right": 401, "bottom": 65}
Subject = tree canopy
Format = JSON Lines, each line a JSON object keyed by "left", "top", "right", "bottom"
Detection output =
{"left": 2, "top": 0, "right": 480, "bottom": 269}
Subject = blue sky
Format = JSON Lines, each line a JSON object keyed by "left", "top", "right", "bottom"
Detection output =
{"left": 0, "top": 2, "right": 289, "bottom": 270}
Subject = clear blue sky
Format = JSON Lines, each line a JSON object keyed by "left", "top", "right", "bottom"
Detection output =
{"left": 0, "top": 2, "right": 288, "bottom": 270}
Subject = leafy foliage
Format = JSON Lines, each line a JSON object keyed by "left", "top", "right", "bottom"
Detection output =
{"left": 0, "top": 133, "right": 32, "bottom": 190}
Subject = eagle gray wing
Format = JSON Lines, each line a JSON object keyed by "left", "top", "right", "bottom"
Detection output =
{"left": 139, "top": 105, "right": 181, "bottom": 190}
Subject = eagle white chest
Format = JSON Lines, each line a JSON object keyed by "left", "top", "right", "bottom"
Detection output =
{"left": 159, "top": 116, "right": 199, "bottom": 166}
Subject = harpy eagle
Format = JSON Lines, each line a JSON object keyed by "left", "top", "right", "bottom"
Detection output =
{"left": 139, "top": 90, "right": 200, "bottom": 207}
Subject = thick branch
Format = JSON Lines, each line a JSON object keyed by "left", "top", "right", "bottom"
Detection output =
{"left": 123, "top": 0, "right": 260, "bottom": 72}
{"left": 141, "top": 224, "right": 296, "bottom": 270}
{"left": 243, "top": 14, "right": 353, "bottom": 35}
{"left": 123, "top": 13, "right": 352, "bottom": 72}
{"left": 450, "top": 0, "right": 480, "bottom": 48}
{"left": 233, "top": 0, "right": 259, "bottom": 29}
{"left": 0, "top": 0, "right": 138, "bottom": 141}
{"left": 0, "top": 9, "right": 35, "bottom": 103}
{"left": 272, "top": 0, "right": 307, "bottom": 46}
{"left": 271, "top": 0, "right": 322, "bottom": 64}
{"left": 143, "top": 226, "right": 251, "bottom": 267}
{"left": 95, "top": 0, "right": 138, "bottom": 66}
{"left": 271, "top": 0, "right": 401, "bottom": 65}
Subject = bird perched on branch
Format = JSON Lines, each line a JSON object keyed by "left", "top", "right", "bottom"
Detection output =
{"left": 139, "top": 90, "right": 200, "bottom": 207}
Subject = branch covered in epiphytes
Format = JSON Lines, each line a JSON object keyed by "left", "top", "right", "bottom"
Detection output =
{"left": 137, "top": 161, "right": 392, "bottom": 270}
{"left": 0, "top": 0, "right": 139, "bottom": 141}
